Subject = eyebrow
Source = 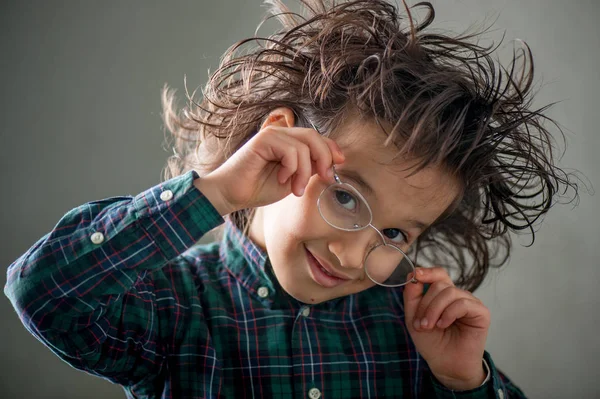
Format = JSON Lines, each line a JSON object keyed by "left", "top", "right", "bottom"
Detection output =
{"left": 337, "top": 168, "right": 430, "bottom": 232}
{"left": 338, "top": 169, "right": 376, "bottom": 198}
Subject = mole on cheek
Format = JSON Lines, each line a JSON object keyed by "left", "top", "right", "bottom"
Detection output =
{"left": 310, "top": 298, "right": 315, "bottom": 302}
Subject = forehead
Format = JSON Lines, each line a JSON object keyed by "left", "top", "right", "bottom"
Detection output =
{"left": 332, "top": 118, "right": 460, "bottom": 227}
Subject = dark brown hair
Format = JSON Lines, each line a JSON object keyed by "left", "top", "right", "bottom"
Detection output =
{"left": 161, "top": 0, "right": 581, "bottom": 292}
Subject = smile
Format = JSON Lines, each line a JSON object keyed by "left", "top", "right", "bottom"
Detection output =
{"left": 305, "top": 247, "right": 350, "bottom": 288}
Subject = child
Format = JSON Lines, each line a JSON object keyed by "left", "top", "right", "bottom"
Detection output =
{"left": 5, "top": 0, "right": 578, "bottom": 397}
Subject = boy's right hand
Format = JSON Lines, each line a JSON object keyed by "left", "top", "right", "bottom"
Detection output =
{"left": 194, "top": 121, "right": 345, "bottom": 216}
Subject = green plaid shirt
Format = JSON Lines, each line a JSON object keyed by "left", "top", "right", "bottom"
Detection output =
{"left": 5, "top": 170, "right": 526, "bottom": 398}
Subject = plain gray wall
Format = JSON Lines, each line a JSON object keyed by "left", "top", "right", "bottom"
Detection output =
{"left": 1, "top": 1, "right": 598, "bottom": 398}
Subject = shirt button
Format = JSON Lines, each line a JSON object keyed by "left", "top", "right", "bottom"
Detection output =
{"left": 160, "top": 190, "right": 173, "bottom": 201}
{"left": 498, "top": 390, "right": 504, "bottom": 399}
{"left": 90, "top": 232, "right": 104, "bottom": 244}
{"left": 257, "top": 286, "right": 269, "bottom": 298}
{"left": 301, "top": 307, "right": 311, "bottom": 317}
{"left": 308, "top": 387, "right": 321, "bottom": 399}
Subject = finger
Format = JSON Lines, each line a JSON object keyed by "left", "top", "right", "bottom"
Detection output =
{"left": 403, "top": 266, "right": 455, "bottom": 325}
{"left": 275, "top": 143, "right": 299, "bottom": 186}
{"left": 252, "top": 126, "right": 298, "bottom": 186}
{"left": 298, "top": 127, "right": 336, "bottom": 181}
{"left": 303, "top": 121, "right": 345, "bottom": 167}
{"left": 412, "top": 286, "right": 467, "bottom": 331}
{"left": 290, "top": 142, "right": 312, "bottom": 196}
{"left": 403, "top": 269, "right": 426, "bottom": 323}
{"left": 255, "top": 126, "right": 341, "bottom": 195}
{"left": 322, "top": 136, "right": 346, "bottom": 165}
{"left": 412, "top": 281, "right": 455, "bottom": 329}
{"left": 435, "top": 297, "right": 490, "bottom": 330}
{"left": 285, "top": 127, "right": 343, "bottom": 181}
{"left": 267, "top": 129, "right": 311, "bottom": 189}
{"left": 412, "top": 266, "right": 454, "bottom": 286}
{"left": 403, "top": 266, "right": 446, "bottom": 304}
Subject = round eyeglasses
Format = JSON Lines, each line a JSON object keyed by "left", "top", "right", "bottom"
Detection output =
{"left": 316, "top": 165, "right": 418, "bottom": 287}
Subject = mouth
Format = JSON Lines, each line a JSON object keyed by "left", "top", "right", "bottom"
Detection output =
{"left": 305, "top": 246, "right": 350, "bottom": 288}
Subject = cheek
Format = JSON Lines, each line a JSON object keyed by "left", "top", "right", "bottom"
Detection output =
{"left": 269, "top": 178, "right": 324, "bottom": 231}
{"left": 276, "top": 195, "right": 319, "bottom": 237}
{"left": 259, "top": 200, "right": 314, "bottom": 252}
{"left": 260, "top": 176, "right": 331, "bottom": 270}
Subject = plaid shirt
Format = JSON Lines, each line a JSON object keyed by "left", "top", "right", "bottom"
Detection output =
{"left": 5, "top": 170, "right": 526, "bottom": 398}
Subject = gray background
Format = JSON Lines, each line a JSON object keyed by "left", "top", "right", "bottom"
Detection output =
{"left": 1, "top": 1, "right": 598, "bottom": 398}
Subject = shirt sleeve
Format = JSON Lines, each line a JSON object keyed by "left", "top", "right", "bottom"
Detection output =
{"left": 429, "top": 351, "right": 527, "bottom": 398}
{"left": 4, "top": 170, "right": 224, "bottom": 386}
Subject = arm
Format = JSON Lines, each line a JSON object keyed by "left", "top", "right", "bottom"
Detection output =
{"left": 4, "top": 170, "right": 224, "bottom": 385}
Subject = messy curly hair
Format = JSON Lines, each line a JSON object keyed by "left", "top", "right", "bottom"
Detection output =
{"left": 161, "top": 0, "right": 580, "bottom": 292}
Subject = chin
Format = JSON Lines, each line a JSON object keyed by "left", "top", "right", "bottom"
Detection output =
{"left": 271, "top": 269, "right": 320, "bottom": 304}
{"left": 276, "top": 272, "right": 319, "bottom": 304}
{"left": 267, "top": 241, "right": 354, "bottom": 305}
{"left": 279, "top": 276, "right": 347, "bottom": 305}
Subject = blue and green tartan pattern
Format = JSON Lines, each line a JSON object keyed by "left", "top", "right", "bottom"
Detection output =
{"left": 5, "top": 170, "right": 526, "bottom": 398}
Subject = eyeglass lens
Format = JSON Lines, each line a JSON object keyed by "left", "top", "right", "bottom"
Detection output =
{"left": 318, "top": 183, "right": 415, "bottom": 287}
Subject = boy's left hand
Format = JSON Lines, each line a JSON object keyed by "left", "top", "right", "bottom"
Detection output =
{"left": 403, "top": 267, "right": 490, "bottom": 391}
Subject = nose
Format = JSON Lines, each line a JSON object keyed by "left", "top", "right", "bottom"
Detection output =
{"left": 327, "top": 226, "right": 381, "bottom": 271}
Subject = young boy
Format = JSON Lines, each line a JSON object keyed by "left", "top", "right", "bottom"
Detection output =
{"left": 6, "top": 0, "right": 577, "bottom": 397}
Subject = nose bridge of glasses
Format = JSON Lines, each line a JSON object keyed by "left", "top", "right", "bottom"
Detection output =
{"left": 330, "top": 226, "right": 379, "bottom": 270}
{"left": 367, "top": 223, "right": 386, "bottom": 244}
{"left": 348, "top": 223, "right": 384, "bottom": 255}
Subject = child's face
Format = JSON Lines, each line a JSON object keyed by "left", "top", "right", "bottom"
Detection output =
{"left": 249, "top": 115, "right": 461, "bottom": 304}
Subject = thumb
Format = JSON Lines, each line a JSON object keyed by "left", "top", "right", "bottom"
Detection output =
{"left": 403, "top": 269, "right": 425, "bottom": 323}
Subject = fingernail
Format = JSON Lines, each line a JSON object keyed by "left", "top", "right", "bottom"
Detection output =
{"left": 436, "top": 320, "right": 443, "bottom": 328}
{"left": 413, "top": 319, "right": 420, "bottom": 330}
{"left": 298, "top": 187, "right": 304, "bottom": 196}
{"left": 421, "top": 318, "right": 428, "bottom": 328}
{"left": 327, "top": 169, "right": 333, "bottom": 178}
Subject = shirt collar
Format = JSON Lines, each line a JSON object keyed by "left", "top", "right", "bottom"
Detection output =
{"left": 219, "top": 217, "right": 347, "bottom": 309}
{"left": 219, "top": 218, "right": 274, "bottom": 300}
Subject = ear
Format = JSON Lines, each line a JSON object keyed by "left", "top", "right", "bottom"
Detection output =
{"left": 260, "top": 107, "right": 296, "bottom": 130}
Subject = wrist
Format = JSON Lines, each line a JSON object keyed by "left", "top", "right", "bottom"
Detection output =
{"left": 193, "top": 173, "right": 235, "bottom": 216}
{"left": 434, "top": 365, "right": 487, "bottom": 391}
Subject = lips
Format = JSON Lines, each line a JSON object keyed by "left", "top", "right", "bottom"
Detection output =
{"left": 306, "top": 248, "right": 351, "bottom": 286}
{"left": 311, "top": 252, "right": 350, "bottom": 280}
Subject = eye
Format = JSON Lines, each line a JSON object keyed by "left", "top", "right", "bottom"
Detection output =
{"left": 382, "top": 228, "right": 408, "bottom": 245}
{"left": 333, "top": 189, "right": 359, "bottom": 212}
